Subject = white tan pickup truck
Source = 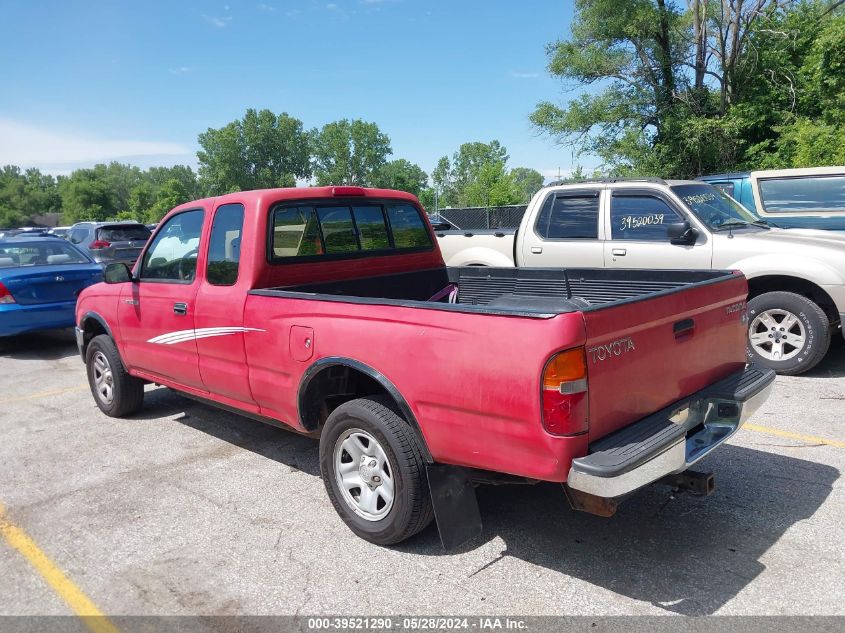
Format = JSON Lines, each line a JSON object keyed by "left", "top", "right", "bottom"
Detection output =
{"left": 437, "top": 178, "right": 845, "bottom": 375}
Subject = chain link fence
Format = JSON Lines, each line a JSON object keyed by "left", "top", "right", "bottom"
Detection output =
{"left": 432, "top": 205, "right": 528, "bottom": 230}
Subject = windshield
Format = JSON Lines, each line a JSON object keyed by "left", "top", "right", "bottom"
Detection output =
{"left": 672, "top": 183, "right": 767, "bottom": 231}
{"left": 0, "top": 241, "right": 91, "bottom": 267}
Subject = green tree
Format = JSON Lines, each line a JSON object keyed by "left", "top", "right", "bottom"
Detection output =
{"left": 312, "top": 119, "right": 392, "bottom": 186}
{"left": 0, "top": 166, "right": 61, "bottom": 227}
{"left": 510, "top": 167, "right": 545, "bottom": 202}
{"left": 461, "top": 162, "right": 524, "bottom": 207}
{"left": 431, "top": 141, "right": 520, "bottom": 207}
{"left": 372, "top": 159, "right": 428, "bottom": 196}
{"left": 530, "top": 0, "right": 787, "bottom": 177}
{"left": 197, "top": 109, "right": 311, "bottom": 194}
{"left": 147, "top": 178, "right": 194, "bottom": 222}
{"left": 59, "top": 167, "right": 114, "bottom": 223}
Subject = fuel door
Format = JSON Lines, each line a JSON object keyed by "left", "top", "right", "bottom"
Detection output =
{"left": 290, "top": 325, "right": 315, "bottom": 362}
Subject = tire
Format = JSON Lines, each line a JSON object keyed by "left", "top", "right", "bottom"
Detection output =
{"left": 319, "top": 396, "right": 434, "bottom": 545}
{"left": 85, "top": 334, "right": 144, "bottom": 417}
{"left": 747, "top": 291, "right": 830, "bottom": 376}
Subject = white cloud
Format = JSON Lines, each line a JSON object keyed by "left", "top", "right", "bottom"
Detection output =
{"left": 286, "top": 8, "right": 302, "bottom": 17}
{"left": 326, "top": 3, "right": 338, "bottom": 9}
{"left": 258, "top": 3, "right": 276, "bottom": 11}
{"left": 202, "top": 14, "right": 232, "bottom": 27}
{"left": 169, "top": 66, "right": 190, "bottom": 74}
{"left": 0, "top": 118, "right": 193, "bottom": 174}
{"left": 511, "top": 71, "right": 540, "bottom": 79}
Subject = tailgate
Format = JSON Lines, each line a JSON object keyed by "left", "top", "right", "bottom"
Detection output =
{"left": 582, "top": 272, "right": 749, "bottom": 441}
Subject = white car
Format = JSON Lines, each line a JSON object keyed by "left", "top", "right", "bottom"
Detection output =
{"left": 436, "top": 178, "right": 845, "bottom": 375}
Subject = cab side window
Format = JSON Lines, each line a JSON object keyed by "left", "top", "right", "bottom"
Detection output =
{"left": 207, "top": 204, "right": 244, "bottom": 286}
{"left": 611, "top": 195, "right": 682, "bottom": 241}
{"left": 140, "top": 209, "right": 204, "bottom": 282}
{"left": 534, "top": 193, "right": 600, "bottom": 239}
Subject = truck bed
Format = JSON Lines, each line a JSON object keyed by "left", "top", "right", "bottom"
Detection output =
{"left": 251, "top": 266, "right": 738, "bottom": 316}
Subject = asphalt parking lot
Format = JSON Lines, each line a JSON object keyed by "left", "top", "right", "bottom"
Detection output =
{"left": 1, "top": 330, "right": 843, "bottom": 618}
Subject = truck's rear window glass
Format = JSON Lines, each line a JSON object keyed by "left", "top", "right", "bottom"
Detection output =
{"left": 272, "top": 206, "right": 325, "bottom": 257}
{"left": 318, "top": 207, "right": 359, "bottom": 253}
{"left": 535, "top": 193, "right": 599, "bottom": 239}
{"left": 387, "top": 204, "right": 430, "bottom": 248}
{"left": 353, "top": 206, "right": 390, "bottom": 250}
{"left": 270, "top": 200, "right": 431, "bottom": 260}
{"left": 97, "top": 225, "right": 151, "bottom": 242}
{"left": 759, "top": 175, "right": 845, "bottom": 213}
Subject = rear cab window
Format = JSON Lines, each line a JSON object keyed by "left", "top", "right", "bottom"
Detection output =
{"left": 759, "top": 175, "right": 845, "bottom": 213}
{"left": 97, "top": 225, "right": 151, "bottom": 242}
{"left": 269, "top": 199, "right": 432, "bottom": 261}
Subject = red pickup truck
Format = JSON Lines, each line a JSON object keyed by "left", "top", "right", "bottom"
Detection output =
{"left": 75, "top": 186, "right": 775, "bottom": 547}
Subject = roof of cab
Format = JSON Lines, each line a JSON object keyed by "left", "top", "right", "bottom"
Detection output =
{"left": 169, "top": 186, "right": 421, "bottom": 214}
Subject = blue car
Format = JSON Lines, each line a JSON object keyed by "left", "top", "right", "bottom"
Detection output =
{"left": 0, "top": 237, "right": 103, "bottom": 337}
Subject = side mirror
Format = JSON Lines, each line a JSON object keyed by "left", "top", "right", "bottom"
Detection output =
{"left": 103, "top": 262, "right": 134, "bottom": 284}
{"left": 667, "top": 221, "right": 699, "bottom": 246}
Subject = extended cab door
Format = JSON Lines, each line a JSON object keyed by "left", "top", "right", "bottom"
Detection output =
{"left": 519, "top": 188, "right": 606, "bottom": 267}
{"left": 117, "top": 208, "right": 206, "bottom": 389}
{"left": 603, "top": 189, "right": 713, "bottom": 270}
{"left": 193, "top": 202, "right": 258, "bottom": 406}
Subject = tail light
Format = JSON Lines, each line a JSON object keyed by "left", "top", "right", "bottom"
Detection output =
{"left": 89, "top": 240, "right": 111, "bottom": 249}
{"left": 0, "top": 281, "right": 15, "bottom": 304}
{"left": 542, "top": 347, "right": 589, "bottom": 436}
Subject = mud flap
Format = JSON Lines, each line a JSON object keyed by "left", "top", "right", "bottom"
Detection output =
{"left": 426, "top": 463, "right": 483, "bottom": 549}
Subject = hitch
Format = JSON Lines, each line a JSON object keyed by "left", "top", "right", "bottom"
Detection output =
{"left": 659, "top": 470, "right": 715, "bottom": 496}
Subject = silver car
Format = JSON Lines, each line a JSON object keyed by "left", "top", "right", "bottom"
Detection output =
{"left": 68, "top": 222, "right": 151, "bottom": 266}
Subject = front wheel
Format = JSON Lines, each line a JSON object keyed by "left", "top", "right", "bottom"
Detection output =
{"left": 319, "top": 396, "right": 433, "bottom": 545}
{"left": 85, "top": 334, "right": 145, "bottom": 417}
{"left": 747, "top": 291, "right": 831, "bottom": 376}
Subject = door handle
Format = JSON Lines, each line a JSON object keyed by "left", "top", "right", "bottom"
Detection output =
{"left": 173, "top": 302, "right": 188, "bottom": 316}
{"left": 612, "top": 248, "right": 627, "bottom": 256}
{"left": 531, "top": 246, "right": 543, "bottom": 254}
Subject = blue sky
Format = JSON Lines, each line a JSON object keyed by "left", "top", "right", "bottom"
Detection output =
{"left": 0, "top": 0, "right": 592, "bottom": 180}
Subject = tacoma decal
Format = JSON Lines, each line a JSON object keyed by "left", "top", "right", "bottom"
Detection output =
{"left": 587, "top": 337, "right": 636, "bottom": 364}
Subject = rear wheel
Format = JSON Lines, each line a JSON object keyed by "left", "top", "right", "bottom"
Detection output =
{"left": 85, "top": 334, "right": 144, "bottom": 416}
{"left": 319, "top": 396, "right": 433, "bottom": 545}
{"left": 747, "top": 291, "right": 830, "bottom": 375}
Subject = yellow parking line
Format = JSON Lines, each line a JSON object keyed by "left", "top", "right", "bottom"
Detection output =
{"left": 0, "top": 504, "right": 120, "bottom": 633}
{"left": 0, "top": 384, "right": 88, "bottom": 405}
{"left": 744, "top": 423, "right": 845, "bottom": 448}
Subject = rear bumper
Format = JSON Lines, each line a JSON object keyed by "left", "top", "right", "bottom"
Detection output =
{"left": 0, "top": 301, "right": 77, "bottom": 337}
{"left": 566, "top": 365, "right": 776, "bottom": 498}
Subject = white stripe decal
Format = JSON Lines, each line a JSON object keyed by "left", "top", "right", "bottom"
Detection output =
{"left": 147, "top": 327, "right": 265, "bottom": 345}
